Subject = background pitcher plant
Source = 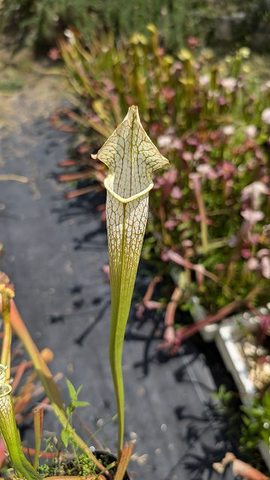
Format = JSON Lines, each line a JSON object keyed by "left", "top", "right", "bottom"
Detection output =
{"left": 93, "top": 105, "right": 169, "bottom": 452}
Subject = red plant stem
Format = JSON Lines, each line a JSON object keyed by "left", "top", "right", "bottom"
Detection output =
{"left": 213, "top": 453, "right": 269, "bottom": 480}
{"left": 58, "top": 171, "right": 92, "bottom": 182}
{"left": 233, "top": 458, "right": 269, "bottom": 480}
{"left": 143, "top": 276, "right": 162, "bottom": 304}
{"left": 50, "top": 109, "right": 77, "bottom": 133}
{"left": 65, "top": 186, "right": 100, "bottom": 199}
{"left": 22, "top": 447, "right": 63, "bottom": 460}
{"left": 11, "top": 360, "right": 32, "bottom": 373}
{"left": 33, "top": 406, "right": 44, "bottom": 469}
{"left": 136, "top": 276, "right": 163, "bottom": 318}
{"left": 176, "top": 299, "right": 247, "bottom": 345}
{"left": 114, "top": 442, "right": 133, "bottom": 480}
{"left": 163, "top": 250, "right": 220, "bottom": 284}
{"left": 163, "top": 287, "right": 182, "bottom": 346}
{"left": 12, "top": 349, "right": 53, "bottom": 391}
{"left": 9, "top": 300, "right": 63, "bottom": 409}
{"left": 1, "top": 293, "right": 12, "bottom": 379}
{"left": 12, "top": 361, "right": 33, "bottom": 391}
{"left": 58, "top": 160, "right": 81, "bottom": 167}
{"left": 16, "top": 399, "right": 50, "bottom": 425}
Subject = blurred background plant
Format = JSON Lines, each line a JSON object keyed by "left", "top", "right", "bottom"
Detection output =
{"left": 0, "top": 0, "right": 205, "bottom": 54}
{"left": 241, "top": 391, "right": 270, "bottom": 452}
{"left": 1, "top": 0, "right": 270, "bottom": 54}
{"left": 56, "top": 27, "right": 270, "bottom": 345}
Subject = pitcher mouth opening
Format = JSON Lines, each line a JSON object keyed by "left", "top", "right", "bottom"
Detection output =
{"left": 0, "top": 383, "right": 12, "bottom": 398}
{"left": 104, "top": 176, "right": 153, "bottom": 203}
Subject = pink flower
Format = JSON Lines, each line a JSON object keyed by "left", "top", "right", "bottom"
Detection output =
{"left": 218, "top": 96, "right": 227, "bottom": 106}
{"left": 160, "top": 87, "right": 176, "bottom": 102}
{"left": 222, "top": 125, "right": 235, "bottom": 136}
{"left": 257, "top": 250, "right": 270, "bottom": 279}
{"left": 262, "top": 108, "right": 270, "bottom": 125}
{"left": 197, "top": 164, "right": 217, "bottom": 180}
{"left": 164, "top": 219, "right": 178, "bottom": 230}
{"left": 180, "top": 211, "right": 191, "bottom": 221}
{"left": 216, "top": 161, "right": 236, "bottom": 180}
{"left": 157, "top": 135, "right": 172, "bottom": 148}
{"left": 241, "top": 248, "right": 251, "bottom": 259}
{"left": 261, "top": 256, "right": 270, "bottom": 279}
{"left": 48, "top": 47, "right": 60, "bottom": 61}
{"left": 221, "top": 77, "right": 237, "bottom": 92}
{"left": 245, "top": 125, "right": 257, "bottom": 138}
{"left": 261, "top": 81, "right": 270, "bottom": 92}
{"left": 242, "top": 181, "right": 269, "bottom": 209}
{"left": 199, "top": 74, "right": 210, "bottom": 86}
{"left": 171, "top": 186, "right": 182, "bottom": 199}
{"left": 171, "top": 61, "right": 182, "bottom": 74}
{"left": 155, "top": 169, "right": 178, "bottom": 199}
{"left": 157, "top": 131, "right": 182, "bottom": 151}
{"left": 241, "top": 209, "right": 264, "bottom": 224}
{"left": 171, "top": 138, "right": 183, "bottom": 150}
{"left": 247, "top": 257, "right": 259, "bottom": 271}
{"left": 187, "top": 36, "right": 200, "bottom": 48}
{"left": 182, "top": 239, "right": 193, "bottom": 247}
{"left": 182, "top": 151, "right": 193, "bottom": 162}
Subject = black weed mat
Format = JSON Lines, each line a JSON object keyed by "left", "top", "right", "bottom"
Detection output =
{"left": 0, "top": 83, "right": 238, "bottom": 480}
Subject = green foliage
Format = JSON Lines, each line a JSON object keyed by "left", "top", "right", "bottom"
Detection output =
{"left": 213, "top": 385, "right": 268, "bottom": 470}
{"left": 38, "top": 453, "right": 98, "bottom": 477}
{"left": 0, "top": 0, "right": 98, "bottom": 51}
{"left": 0, "top": 0, "right": 207, "bottom": 52}
{"left": 241, "top": 392, "right": 270, "bottom": 450}
{"left": 60, "top": 27, "right": 270, "bottom": 315}
{"left": 1, "top": 0, "right": 270, "bottom": 53}
{"left": 60, "top": 379, "right": 89, "bottom": 448}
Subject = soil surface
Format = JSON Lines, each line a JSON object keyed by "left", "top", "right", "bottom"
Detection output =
{"left": 0, "top": 64, "right": 236, "bottom": 480}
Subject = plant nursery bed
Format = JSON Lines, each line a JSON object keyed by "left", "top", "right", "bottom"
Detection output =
{"left": 0, "top": 71, "right": 241, "bottom": 480}
{"left": 215, "top": 310, "right": 270, "bottom": 470}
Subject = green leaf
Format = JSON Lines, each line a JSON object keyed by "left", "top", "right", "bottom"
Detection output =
{"left": 66, "top": 379, "right": 78, "bottom": 403}
{"left": 73, "top": 400, "right": 89, "bottom": 408}
{"left": 60, "top": 428, "right": 70, "bottom": 448}
{"left": 76, "top": 385, "right": 83, "bottom": 396}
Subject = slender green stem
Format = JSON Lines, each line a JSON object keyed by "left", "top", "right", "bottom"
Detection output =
{"left": 191, "top": 175, "right": 209, "bottom": 253}
{"left": 0, "top": 384, "right": 41, "bottom": 480}
{"left": 33, "top": 407, "right": 43, "bottom": 470}
{"left": 1, "top": 293, "right": 12, "bottom": 380}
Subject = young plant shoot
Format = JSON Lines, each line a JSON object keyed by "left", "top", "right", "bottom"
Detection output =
{"left": 0, "top": 276, "right": 41, "bottom": 480}
{"left": 94, "top": 105, "right": 169, "bottom": 453}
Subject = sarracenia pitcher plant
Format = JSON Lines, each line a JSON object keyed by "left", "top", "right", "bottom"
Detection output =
{"left": 0, "top": 275, "right": 40, "bottom": 480}
{"left": 93, "top": 105, "right": 169, "bottom": 453}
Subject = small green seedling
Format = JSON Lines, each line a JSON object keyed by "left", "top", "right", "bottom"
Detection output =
{"left": 61, "top": 380, "right": 89, "bottom": 448}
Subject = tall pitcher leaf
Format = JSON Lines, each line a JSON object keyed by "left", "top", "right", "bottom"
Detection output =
{"left": 94, "top": 106, "right": 169, "bottom": 452}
